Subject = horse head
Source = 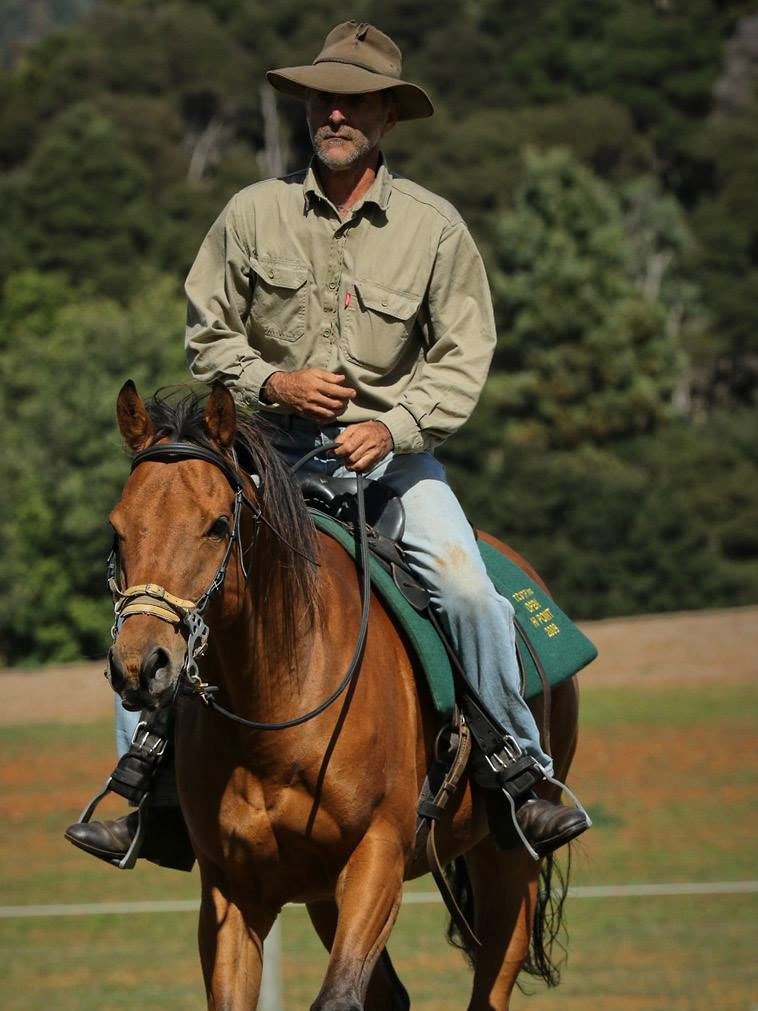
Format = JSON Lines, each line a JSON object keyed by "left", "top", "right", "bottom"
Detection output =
{"left": 106, "top": 380, "right": 252, "bottom": 712}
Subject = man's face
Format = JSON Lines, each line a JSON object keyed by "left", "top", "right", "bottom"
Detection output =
{"left": 306, "top": 90, "right": 397, "bottom": 172}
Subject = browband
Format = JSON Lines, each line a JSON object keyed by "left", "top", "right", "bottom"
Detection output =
{"left": 131, "top": 442, "right": 246, "bottom": 493}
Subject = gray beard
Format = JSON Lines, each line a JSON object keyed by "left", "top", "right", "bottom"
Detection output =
{"left": 312, "top": 134, "right": 372, "bottom": 172}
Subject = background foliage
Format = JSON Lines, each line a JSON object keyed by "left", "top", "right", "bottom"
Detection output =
{"left": 1, "top": 0, "right": 757, "bottom": 663}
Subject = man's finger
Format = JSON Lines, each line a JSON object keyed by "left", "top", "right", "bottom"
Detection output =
{"left": 344, "top": 447, "right": 380, "bottom": 473}
{"left": 333, "top": 429, "right": 367, "bottom": 453}
{"left": 316, "top": 381, "right": 356, "bottom": 401}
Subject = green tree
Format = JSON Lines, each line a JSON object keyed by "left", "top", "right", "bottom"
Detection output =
{"left": 0, "top": 0, "right": 95, "bottom": 67}
{"left": 480, "top": 148, "right": 684, "bottom": 456}
{"left": 445, "top": 409, "right": 758, "bottom": 620}
{"left": 3, "top": 101, "right": 151, "bottom": 295}
{"left": 687, "top": 95, "right": 758, "bottom": 406}
{"left": 0, "top": 0, "right": 756, "bottom": 666}
{"left": 0, "top": 269, "right": 186, "bottom": 664}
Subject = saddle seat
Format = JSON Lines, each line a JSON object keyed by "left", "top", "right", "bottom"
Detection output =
{"left": 297, "top": 474, "right": 405, "bottom": 542}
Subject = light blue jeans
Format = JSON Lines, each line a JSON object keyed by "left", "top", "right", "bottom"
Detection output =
{"left": 116, "top": 415, "right": 552, "bottom": 773}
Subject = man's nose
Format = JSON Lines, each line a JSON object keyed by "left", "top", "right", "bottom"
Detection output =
{"left": 328, "top": 106, "right": 347, "bottom": 127}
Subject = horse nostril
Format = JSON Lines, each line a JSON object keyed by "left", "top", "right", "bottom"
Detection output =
{"left": 141, "top": 646, "right": 171, "bottom": 684}
{"left": 107, "top": 647, "right": 126, "bottom": 692}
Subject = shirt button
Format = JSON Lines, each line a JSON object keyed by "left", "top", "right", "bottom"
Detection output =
{"left": 268, "top": 270, "right": 275, "bottom": 279}
{"left": 381, "top": 299, "right": 388, "bottom": 307}
{"left": 328, "top": 281, "right": 337, "bottom": 290}
{"left": 323, "top": 328, "right": 331, "bottom": 338}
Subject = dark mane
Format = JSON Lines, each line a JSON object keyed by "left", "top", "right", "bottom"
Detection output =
{"left": 144, "top": 387, "right": 320, "bottom": 678}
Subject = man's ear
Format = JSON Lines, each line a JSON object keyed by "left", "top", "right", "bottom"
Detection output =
{"left": 116, "top": 380, "right": 155, "bottom": 452}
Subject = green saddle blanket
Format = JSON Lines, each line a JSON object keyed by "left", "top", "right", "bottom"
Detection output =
{"left": 310, "top": 511, "right": 597, "bottom": 717}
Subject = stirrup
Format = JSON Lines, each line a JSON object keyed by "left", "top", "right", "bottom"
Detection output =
{"left": 461, "top": 692, "right": 591, "bottom": 860}
{"left": 480, "top": 747, "right": 592, "bottom": 861}
{"left": 480, "top": 748, "right": 543, "bottom": 860}
{"left": 73, "top": 718, "right": 168, "bottom": 870}
{"left": 75, "top": 792, "right": 148, "bottom": 870}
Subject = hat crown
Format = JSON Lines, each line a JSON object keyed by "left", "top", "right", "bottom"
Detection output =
{"left": 313, "top": 21, "right": 402, "bottom": 81}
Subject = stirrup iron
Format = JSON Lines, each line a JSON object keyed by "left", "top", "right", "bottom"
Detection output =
{"left": 74, "top": 717, "right": 168, "bottom": 870}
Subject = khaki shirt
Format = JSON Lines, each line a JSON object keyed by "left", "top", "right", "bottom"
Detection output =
{"left": 185, "top": 159, "right": 496, "bottom": 453}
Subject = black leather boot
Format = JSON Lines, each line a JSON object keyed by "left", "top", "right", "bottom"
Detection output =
{"left": 515, "top": 797, "right": 589, "bottom": 856}
{"left": 64, "top": 805, "right": 195, "bottom": 871}
{"left": 65, "top": 812, "right": 137, "bottom": 864}
{"left": 484, "top": 789, "right": 590, "bottom": 855}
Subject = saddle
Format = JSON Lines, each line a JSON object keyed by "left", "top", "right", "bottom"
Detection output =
{"left": 298, "top": 475, "right": 598, "bottom": 709}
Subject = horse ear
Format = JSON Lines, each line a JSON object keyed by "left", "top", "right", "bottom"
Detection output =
{"left": 116, "top": 380, "right": 155, "bottom": 452}
{"left": 204, "top": 382, "right": 237, "bottom": 449}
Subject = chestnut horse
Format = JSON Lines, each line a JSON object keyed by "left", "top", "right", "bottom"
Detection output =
{"left": 107, "top": 381, "right": 580, "bottom": 1011}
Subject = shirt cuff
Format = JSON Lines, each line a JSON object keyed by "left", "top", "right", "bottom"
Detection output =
{"left": 233, "top": 359, "right": 280, "bottom": 409}
{"left": 380, "top": 405, "right": 424, "bottom": 454}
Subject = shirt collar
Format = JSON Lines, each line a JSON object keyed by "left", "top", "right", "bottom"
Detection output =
{"left": 303, "top": 154, "right": 393, "bottom": 217}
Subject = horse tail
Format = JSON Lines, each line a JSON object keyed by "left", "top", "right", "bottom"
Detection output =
{"left": 445, "top": 848, "right": 571, "bottom": 987}
{"left": 444, "top": 857, "right": 476, "bottom": 966}
{"left": 522, "top": 847, "right": 571, "bottom": 987}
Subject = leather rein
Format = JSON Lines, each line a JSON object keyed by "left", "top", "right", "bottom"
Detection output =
{"left": 107, "top": 440, "right": 371, "bottom": 731}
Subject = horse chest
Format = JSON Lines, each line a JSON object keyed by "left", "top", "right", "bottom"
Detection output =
{"left": 209, "top": 775, "right": 351, "bottom": 853}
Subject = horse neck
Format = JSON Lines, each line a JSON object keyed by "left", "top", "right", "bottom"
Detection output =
{"left": 204, "top": 532, "right": 327, "bottom": 725}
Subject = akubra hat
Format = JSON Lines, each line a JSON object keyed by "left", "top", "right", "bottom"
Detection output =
{"left": 266, "top": 21, "right": 434, "bottom": 121}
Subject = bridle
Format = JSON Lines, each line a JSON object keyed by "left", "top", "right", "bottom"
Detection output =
{"left": 106, "top": 440, "right": 371, "bottom": 730}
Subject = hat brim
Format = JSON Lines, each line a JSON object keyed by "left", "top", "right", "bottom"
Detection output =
{"left": 266, "top": 64, "right": 434, "bottom": 121}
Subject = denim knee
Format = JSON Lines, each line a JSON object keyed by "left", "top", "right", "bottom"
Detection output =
{"left": 433, "top": 567, "right": 514, "bottom": 627}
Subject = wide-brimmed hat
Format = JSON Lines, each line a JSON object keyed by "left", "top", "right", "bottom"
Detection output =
{"left": 266, "top": 21, "right": 434, "bottom": 121}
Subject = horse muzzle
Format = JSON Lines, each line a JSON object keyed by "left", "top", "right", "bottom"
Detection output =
{"left": 104, "top": 580, "right": 212, "bottom": 709}
{"left": 107, "top": 640, "right": 184, "bottom": 711}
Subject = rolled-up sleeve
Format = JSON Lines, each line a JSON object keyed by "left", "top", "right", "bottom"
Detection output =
{"left": 185, "top": 196, "right": 273, "bottom": 408}
{"left": 380, "top": 221, "right": 496, "bottom": 453}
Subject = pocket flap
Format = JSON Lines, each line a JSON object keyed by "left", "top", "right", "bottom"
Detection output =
{"left": 250, "top": 255, "right": 307, "bottom": 291}
{"left": 355, "top": 281, "right": 421, "bottom": 321}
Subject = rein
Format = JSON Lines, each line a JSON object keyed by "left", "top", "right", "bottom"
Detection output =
{"left": 108, "top": 439, "right": 371, "bottom": 731}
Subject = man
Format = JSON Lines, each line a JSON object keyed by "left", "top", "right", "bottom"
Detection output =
{"left": 66, "top": 21, "right": 588, "bottom": 866}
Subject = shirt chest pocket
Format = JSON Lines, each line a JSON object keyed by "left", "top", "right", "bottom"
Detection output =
{"left": 344, "top": 280, "right": 423, "bottom": 371}
{"left": 248, "top": 255, "right": 308, "bottom": 343}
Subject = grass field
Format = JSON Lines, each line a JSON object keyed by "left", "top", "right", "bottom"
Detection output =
{"left": 1, "top": 610, "right": 757, "bottom": 1009}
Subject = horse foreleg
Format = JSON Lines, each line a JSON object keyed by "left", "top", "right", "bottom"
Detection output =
{"left": 197, "top": 862, "right": 275, "bottom": 1011}
{"left": 307, "top": 899, "right": 410, "bottom": 1011}
{"left": 464, "top": 836, "right": 541, "bottom": 1011}
{"left": 310, "top": 826, "right": 405, "bottom": 1011}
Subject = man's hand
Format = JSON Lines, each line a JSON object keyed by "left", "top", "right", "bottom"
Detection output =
{"left": 333, "top": 420, "right": 394, "bottom": 473}
{"left": 264, "top": 369, "right": 356, "bottom": 422}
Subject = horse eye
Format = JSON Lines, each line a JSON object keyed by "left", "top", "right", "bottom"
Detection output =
{"left": 208, "top": 517, "right": 230, "bottom": 539}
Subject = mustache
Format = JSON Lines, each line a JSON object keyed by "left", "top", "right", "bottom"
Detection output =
{"left": 315, "top": 127, "right": 356, "bottom": 142}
